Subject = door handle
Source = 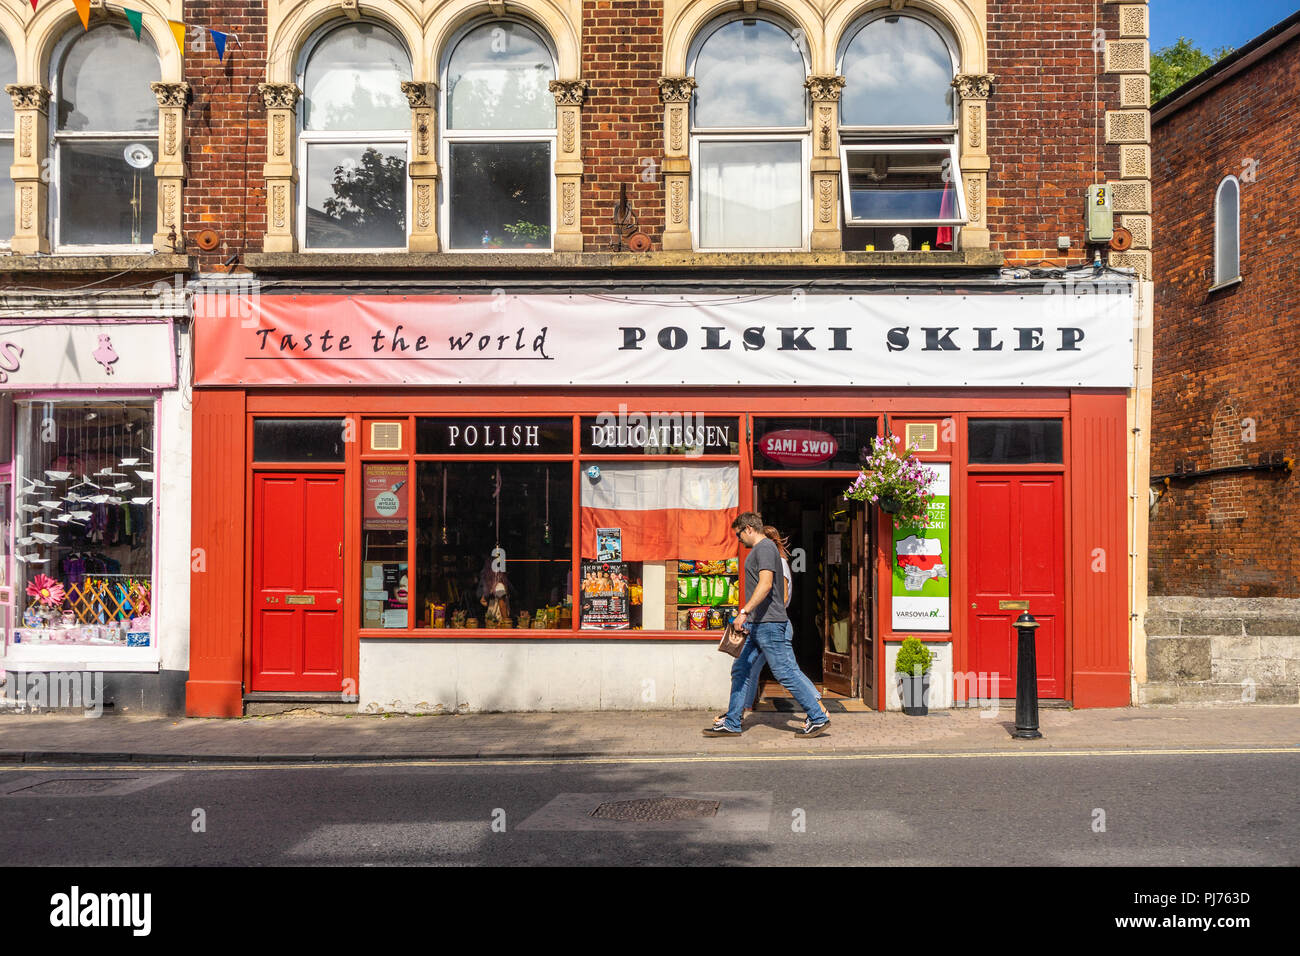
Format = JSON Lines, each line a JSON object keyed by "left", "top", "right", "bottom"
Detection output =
{"left": 338, "top": 542, "right": 342, "bottom": 558}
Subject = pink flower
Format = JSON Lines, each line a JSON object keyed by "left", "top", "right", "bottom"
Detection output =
{"left": 26, "top": 574, "right": 65, "bottom": 607}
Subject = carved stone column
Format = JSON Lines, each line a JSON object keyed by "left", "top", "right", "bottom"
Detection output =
{"left": 150, "top": 82, "right": 189, "bottom": 252}
{"left": 5, "top": 85, "right": 51, "bottom": 255}
{"left": 258, "top": 83, "right": 301, "bottom": 253}
{"left": 951, "top": 73, "right": 994, "bottom": 250}
{"left": 806, "top": 76, "right": 845, "bottom": 251}
{"left": 657, "top": 77, "right": 695, "bottom": 251}
{"left": 403, "top": 81, "right": 439, "bottom": 252}
{"left": 549, "top": 79, "right": 588, "bottom": 252}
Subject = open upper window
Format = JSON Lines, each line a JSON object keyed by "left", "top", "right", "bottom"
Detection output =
{"left": 441, "top": 19, "right": 557, "bottom": 251}
{"left": 299, "top": 21, "right": 412, "bottom": 250}
{"left": 1214, "top": 175, "right": 1240, "bottom": 287}
{"left": 1, "top": 32, "right": 15, "bottom": 246}
{"left": 838, "top": 12, "right": 963, "bottom": 251}
{"left": 689, "top": 16, "right": 809, "bottom": 251}
{"left": 51, "top": 23, "right": 159, "bottom": 250}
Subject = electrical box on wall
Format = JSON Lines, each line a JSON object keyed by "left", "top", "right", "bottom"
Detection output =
{"left": 1086, "top": 184, "right": 1113, "bottom": 242}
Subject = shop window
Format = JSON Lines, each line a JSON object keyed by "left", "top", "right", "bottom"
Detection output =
{"left": 13, "top": 401, "right": 155, "bottom": 647}
{"left": 442, "top": 20, "right": 556, "bottom": 250}
{"left": 51, "top": 24, "right": 160, "bottom": 249}
{"left": 413, "top": 461, "right": 571, "bottom": 630}
{"left": 579, "top": 461, "right": 739, "bottom": 632}
{"left": 837, "top": 12, "right": 963, "bottom": 252}
{"left": 1214, "top": 175, "right": 1240, "bottom": 287}
{"left": 689, "top": 16, "right": 809, "bottom": 250}
{"left": 362, "top": 461, "right": 409, "bottom": 628}
{"left": 300, "top": 21, "right": 412, "bottom": 250}
{"left": 253, "top": 418, "right": 346, "bottom": 462}
{"left": 968, "top": 419, "right": 1063, "bottom": 464}
{"left": 1, "top": 32, "right": 15, "bottom": 247}
{"left": 752, "top": 417, "right": 878, "bottom": 470}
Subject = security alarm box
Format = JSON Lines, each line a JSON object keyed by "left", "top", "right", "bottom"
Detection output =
{"left": 1086, "top": 184, "right": 1113, "bottom": 242}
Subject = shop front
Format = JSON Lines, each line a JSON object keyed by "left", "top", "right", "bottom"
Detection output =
{"left": 0, "top": 316, "right": 191, "bottom": 714}
{"left": 188, "top": 288, "right": 1136, "bottom": 716}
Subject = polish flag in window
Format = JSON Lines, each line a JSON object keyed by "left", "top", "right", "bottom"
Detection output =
{"left": 581, "top": 463, "right": 739, "bottom": 562}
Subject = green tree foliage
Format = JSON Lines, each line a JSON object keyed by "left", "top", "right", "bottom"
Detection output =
{"left": 1151, "top": 37, "right": 1235, "bottom": 102}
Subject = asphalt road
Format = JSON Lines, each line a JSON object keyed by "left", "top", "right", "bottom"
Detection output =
{"left": 0, "top": 751, "right": 1295, "bottom": 867}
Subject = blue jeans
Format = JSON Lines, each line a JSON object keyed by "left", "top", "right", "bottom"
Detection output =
{"left": 721, "top": 620, "right": 825, "bottom": 732}
{"left": 739, "top": 621, "right": 821, "bottom": 709}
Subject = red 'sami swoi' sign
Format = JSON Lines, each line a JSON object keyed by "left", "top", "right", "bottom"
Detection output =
{"left": 758, "top": 429, "right": 838, "bottom": 467}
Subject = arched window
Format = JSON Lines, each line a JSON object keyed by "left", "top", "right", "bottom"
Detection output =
{"left": 51, "top": 23, "right": 159, "bottom": 249}
{"left": 1214, "top": 175, "right": 1240, "bottom": 287}
{"left": 0, "top": 32, "right": 15, "bottom": 245}
{"left": 689, "top": 16, "right": 808, "bottom": 250}
{"left": 442, "top": 19, "right": 556, "bottom": 251}
{"left": 299, "top": 21, "right": 412, "bottom": 250}
{"left": 838, "top": 11, "right": 964, "bottom": 251}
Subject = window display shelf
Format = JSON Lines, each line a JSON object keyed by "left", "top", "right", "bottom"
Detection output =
{"left": 2, "top": 642, "right": 160, "bottom": 671}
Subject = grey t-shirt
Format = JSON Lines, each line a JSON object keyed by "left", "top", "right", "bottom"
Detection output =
{"left": 745, "top": 536, "right": 788, "bottom": 624}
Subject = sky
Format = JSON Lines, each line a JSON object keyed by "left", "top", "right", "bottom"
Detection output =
{"left": 1149, "top": 0, "right": 1300, "bottom": 54}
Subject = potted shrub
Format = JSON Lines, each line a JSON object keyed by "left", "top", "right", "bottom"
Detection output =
{"left": 895, "top": 636, "right": 934, "bottom": 716}
{"left": 502, "top": 220, "right": 549, "bottom": 248}
{"left": 842, "top": 435, "right": 939, "bottom": 527}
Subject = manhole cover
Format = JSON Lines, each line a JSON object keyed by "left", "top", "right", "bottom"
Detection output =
{"left": 590, "top": 797, "right": 720, "bottom": 821}
{"left": 9, "top": 778, "right": 136, "bottom": 796}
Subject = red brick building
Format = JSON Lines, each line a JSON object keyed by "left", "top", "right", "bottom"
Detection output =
{"left": 2, "top": 1, "right": 1154, "bottom": 716}
{"left": 1146, "top": 10, "right": 1299, "bottom": 704}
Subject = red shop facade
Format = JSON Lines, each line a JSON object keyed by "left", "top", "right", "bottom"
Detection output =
{"left": 186, "top": 287, "right": 1135, "bottom": 717}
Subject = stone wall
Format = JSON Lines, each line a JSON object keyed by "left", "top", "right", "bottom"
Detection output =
{"left": 1142, "top": 597, "right": 1300, "bottom": 705}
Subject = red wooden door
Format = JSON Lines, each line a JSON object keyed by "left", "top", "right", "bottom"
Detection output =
{"left": 968, "top": 475, "right": 1066, "bottom": 699}
{"left": 251, "top": 473, "right": 345, "bottom": 692}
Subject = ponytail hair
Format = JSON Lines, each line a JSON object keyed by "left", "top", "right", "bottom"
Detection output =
{"left": 762, "top": 525, "right": 790, "bottom": 560}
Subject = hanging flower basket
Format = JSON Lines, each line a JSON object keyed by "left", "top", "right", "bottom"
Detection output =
{"left": 842, "top": 436, "right": 939, "bottom": 528}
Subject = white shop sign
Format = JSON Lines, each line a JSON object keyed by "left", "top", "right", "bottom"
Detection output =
{"left": 196, "top": 291, "right": 1135, "bottom": 389}
{"left": 0, "top": 321, "right": 176, "bottom": 389}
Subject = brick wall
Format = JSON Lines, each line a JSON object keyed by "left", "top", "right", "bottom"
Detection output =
{"left": 174, "top": 1, "right": 1126, "bottom": 262}
{"left": 579, "top": 0, "right": 664, "bottom": 250}
{"left": 1149, "top": 35, "right": 1300, "bottom": 597}
{"left": 182, "top": 0, "right": 267, "bottom": 271}
{"left": 986, "top": 0, "right": 1122, "bottom": 266}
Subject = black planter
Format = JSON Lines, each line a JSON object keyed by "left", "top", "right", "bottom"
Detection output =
{"left": 896, "top": 672, "right": 931, "bottom": 716}
{"left": 878, "top": 496, "right": 902, "bottom": 514}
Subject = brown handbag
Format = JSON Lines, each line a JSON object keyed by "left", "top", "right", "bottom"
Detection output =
{"left": 717, "top": 619, "right": 746, "bottom": 657}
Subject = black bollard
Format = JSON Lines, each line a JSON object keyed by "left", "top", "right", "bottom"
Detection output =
{"left": 1012, "top": 611, "right": 1043, "bottom": 739}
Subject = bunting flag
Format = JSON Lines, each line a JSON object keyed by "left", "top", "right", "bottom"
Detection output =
{"left": 209, "top": 29, "right": 228, "bottom": 62}
{"left": 123, "top": 8, "right": 144, "bottom": 39}
{"left": 168, "top": 19, "right": 185, "bottom": 56}
{"left": 29, "top": 0, "right": 39, "bottom": 13}
{"left": 74, "top": 0, "right": 90, "bottom": 30}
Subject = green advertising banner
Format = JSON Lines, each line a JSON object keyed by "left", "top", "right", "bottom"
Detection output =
{"left": 891, "top": 463, "right": 950, "bottom": 631}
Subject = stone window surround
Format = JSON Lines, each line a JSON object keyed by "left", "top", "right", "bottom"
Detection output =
{"left": 261, "top": 7, "right": 587, "bottom": 255}
{"left": 3, "top": 12, "right": 188, "bottom": 257}
{"left": 658, "top": 2, "right": 993, "bottom": 253}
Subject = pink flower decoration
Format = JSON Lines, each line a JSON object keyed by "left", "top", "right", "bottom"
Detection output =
{"left": 26, "top": 574, "right": 66, "bottom": 607}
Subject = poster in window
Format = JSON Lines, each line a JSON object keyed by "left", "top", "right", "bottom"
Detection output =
{"left": 580, "top": 560, "right": 630, "bottom": 630}
{"left": 364, "top": 463, "right": 409, "bottom": 530}
{"left": 890, "top": 463, "right": 950, "bottom": 631}
{"left": 596, "top": 528, "right": 622, "bottom": 562}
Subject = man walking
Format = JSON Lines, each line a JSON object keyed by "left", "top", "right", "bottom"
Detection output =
{"left": 705, "top": 512, "right": 830, "bottom": 738}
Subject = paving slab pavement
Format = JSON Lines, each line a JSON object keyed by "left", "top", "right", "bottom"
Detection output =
{"left": 0, "top": 703, "right": 1297, "bottom": 763}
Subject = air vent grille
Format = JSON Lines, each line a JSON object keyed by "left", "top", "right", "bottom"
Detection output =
{"left": 370, "top": 422, "right": 403, "bottom": 451}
